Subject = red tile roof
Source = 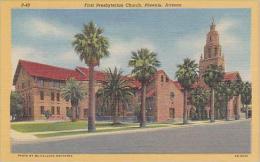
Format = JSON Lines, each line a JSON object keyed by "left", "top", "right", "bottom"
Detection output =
{"left": 75, "top": 67, "right": 107, "bottom": 81}
{"left": 13, "top": 60, "right": 86, "bottom": 85}
{"left": 156, "top": 70, "right": 165, "bottom": 74}
{"left": 224, "top": 72, "right": 241, "bottom": 81}
{"left": 76, "top": 67, "right": 141, "bottom": 88}
{"left": 164, "top": 71, "right": 241, "bottom": 90}
{"left": 124, "top": 77, "right": 141, "bottom": 89}
{"left": 172, "top": 80, "right": 183, "bottom": 89}
{"left": 13, "top": 60, "right": 241, "bottom": 91}
{"left": 13, "top": 60, "right": 141, "bottom": 88}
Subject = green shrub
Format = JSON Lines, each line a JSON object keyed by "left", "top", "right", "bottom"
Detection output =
{"left": 44, "top": 110, "right": 52, "bottom": 119}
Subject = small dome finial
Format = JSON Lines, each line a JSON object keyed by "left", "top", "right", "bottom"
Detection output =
{"left": 211, "top": 17, "right": 215, "bottom": 25}
{"left": 210, "top": 17, "right": 216, "bottom": 31}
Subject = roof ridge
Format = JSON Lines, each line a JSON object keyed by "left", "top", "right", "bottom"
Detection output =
{"left": 225, "top": 71, "right": 239, "bottom": 74}
{"left": 19, "top": 59, "right": 75, "bottom": 72}
{"left": 76, "top": 66, "right": 86, "bottom": 69}
{"left": 75, "top": 67, "right": 87, "bottom": 77}
{"left": 76, "top": 66, "right": 107, "bottom": 75}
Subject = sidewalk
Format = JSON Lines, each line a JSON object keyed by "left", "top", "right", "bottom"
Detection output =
{"left": 11, "top": 129, "right": 37, "bottom": 141}
{"left": 11, "top": 118, "right": 250, "bottom": 144}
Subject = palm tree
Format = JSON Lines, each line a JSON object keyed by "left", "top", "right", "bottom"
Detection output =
{"left": 61, "top": 78, "right": 85, "bottom": 122}
{"left": 96, "top": 88, "right": 112, "bottom": 116}
{"left": 129, "top": 48, "right": 160, "bottom": 127}
{"left": 241, "top": 81, "right": 251, "bottom": 119}
{"left": 175, "top": 58, "right": 198, "bottom": 124}
{"left": 97, "top": 67, "right": 134, "bottom": 124}
{"left": 215, "top": 81, "right": 233, "bottom": 120}
{"left": 203, "top": 64, "right": 224, "bottom": 122}
{"left": 190, "top": 87, "right": 210, "bottom": 120}
{"left": 231, "top": 80, "right": 242, "bottom": 120}
{"left": 72, "top": 21, "right": 109, "bottom": 132}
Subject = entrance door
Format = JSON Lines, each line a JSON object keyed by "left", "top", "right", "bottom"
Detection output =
{"left": 84, "top": 108, "right": 88, "bottom": 119}
{"left": 169, "top": 108, "right": 175, "bottom": 119}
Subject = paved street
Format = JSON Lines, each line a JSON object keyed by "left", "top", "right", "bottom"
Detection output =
{"left": 12, "top": 120, "right": 251, "bottom": 154}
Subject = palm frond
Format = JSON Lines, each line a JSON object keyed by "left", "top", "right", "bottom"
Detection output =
{"left": 72, "top": 21, "right": 110, "bottom": 66}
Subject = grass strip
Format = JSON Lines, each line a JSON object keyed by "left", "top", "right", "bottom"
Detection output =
{"left": 35, "top": 124, "right": 168, "bottom": 138}
{"left": 11, "top": 121, "right": 137, "bottom": 133}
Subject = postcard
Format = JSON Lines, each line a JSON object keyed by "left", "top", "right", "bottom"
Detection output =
{"left": 0, "top": 0, "right": 259, "bottom": 162}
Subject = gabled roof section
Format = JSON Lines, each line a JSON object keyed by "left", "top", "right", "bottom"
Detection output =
{"left": 124, "top": 76, "right": 141, "bottom": 89}
{"left": 172, "top": 80, "right": 183, "bottom": 89}
{"left": 13, "top": 60, "right": 85, "bottom": 85}
{"left": 155, "top": 69, "right": 183, "bottom": 90}
{"left": 14, "top": 60, "right": 241, "bottom": 91}
{"left": 76, "top": 67, "right": 141, "bottom": 88}
{"left": 13, "top": 60, "right": 142, "bottom": 88}
{"left": 224, "top": 71, "right": 241, "bottom": 81}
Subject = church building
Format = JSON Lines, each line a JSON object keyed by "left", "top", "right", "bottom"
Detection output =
{"left": 12, "top": 20, "right": 243, "bottom": 122}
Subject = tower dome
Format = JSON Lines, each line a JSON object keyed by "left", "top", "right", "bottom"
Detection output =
{"left": 199, "top": 19, "right": 225, "bottom": 77}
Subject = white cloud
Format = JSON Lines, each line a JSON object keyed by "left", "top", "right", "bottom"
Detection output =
{"left": 11, "top": 46, "right": 47, "bottom": 81}
{"left": 21, "top": 18, "right": 75, "bottom": 38}
{"left": 217, "top": 18, "right": 237, "bottom": 33}
{"left": 12, "top": 46, "right": 46, "bottom": 65}
{"left": 57, "top": 50, "right": 79, "bottom": 63}
{"left": 217, "top": 18, "right": 241, "bottom": 48}
{"left": 31, "top": 19, "right": 64, "bottom": 36}
{"left": 11, "top": 46, "right": 85, "bottom": 78}
{"left": 12, "top": 39, "right": 156, "bottom": 79}
{"left": 174, "top": 18, "right": 241, "bottom": 61}
{"left": 173, "top": 17, "right": 250, "bottom": 81}
{"left": 99, "top": 38, "right": 156, "bottom": 72}
{"left": 217, "top": 18, "right": 250, "bottom": 81}
{"left": 174, "top": 32, "right": 205, "bottom": 63}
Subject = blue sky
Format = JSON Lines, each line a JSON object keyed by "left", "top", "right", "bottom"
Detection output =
{"left": 12, "top": 9, "right": 251, "bottom": 81}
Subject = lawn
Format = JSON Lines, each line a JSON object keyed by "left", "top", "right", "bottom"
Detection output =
{"left": 11, "top": 121, "right": 137, "bottom": 133}
{"left": 11, "top": 119, "right": 235, "bottom": 138}
{"left": 35, "top": 124, "right": 169, "bottom": 138}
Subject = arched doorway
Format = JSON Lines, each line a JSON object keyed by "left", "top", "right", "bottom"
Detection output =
{"left": 169, "top": 108, "right": 175, "bottom": 119}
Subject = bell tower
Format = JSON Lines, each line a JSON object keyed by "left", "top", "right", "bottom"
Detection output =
{"left": 199, "top": 18, "right": 225, "bottom": 78}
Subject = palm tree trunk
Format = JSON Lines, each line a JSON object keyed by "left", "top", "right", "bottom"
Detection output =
{"left": 210, "top": 88, "right": 215, "bottom": 123}
{"left": 112, "top": 96, "right": 116, "bottom": 123}
{"left": 113, "top": 99, "right": 119, "bottom": 124}
{"left": 183, "top": 89, "right": 188, "bottom": 124}
{"left": 140, "top": 84, "right": 147, "bottom": 127}
{"left": 200, "top": 109, "right": 203, "bottom": 120}
{"left": 76, "top": 106, "right": 80, "bottom": 120}
{"left": 245, "top": 105, "right": 248, "bottom": 119}
{"left": 235, "top": 96, "right": 240, "bottom": 120}
{"left": 197, "top": 107, "right": 200, "bottom": 120}
{"left": 88, "top": 64, "right": 96, "bottom": 132}
{"left": 117, "top": 100, "right": 120, "bottom": 122}
{"left": 225, "top": 99, "right": 228, "bottom": 121}
{"left": 123, "top": 105, "right": 125, "bottom": 121}
{"left": 71, "top": 105, "right": 77, "bottom": 122}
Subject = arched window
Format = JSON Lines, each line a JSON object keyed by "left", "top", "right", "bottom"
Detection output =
{"left": 161, "top": 75, "right": 164, "bottom": 82}
{"left": 208, "top": 49, "right": 211, "bottom": 58}
{"left": 166, "top": 77, "right": 169, "bottom": 82}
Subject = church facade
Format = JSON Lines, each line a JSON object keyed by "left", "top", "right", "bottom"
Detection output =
{"left": 12, "top": 21, "right": 242, "bottom": 122}
{"left": 198, "top": 20, "right": 241, "bottom": 120}
{"left": 199, "top": 20, "right": 225, "bottom": 77}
